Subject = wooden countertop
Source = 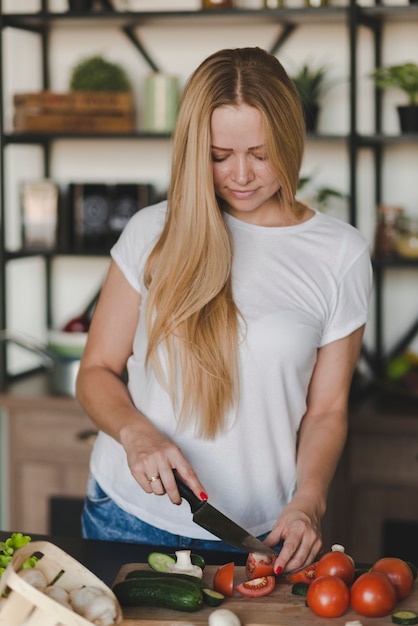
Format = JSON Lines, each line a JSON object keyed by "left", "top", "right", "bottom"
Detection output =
{"left": 115, "top": 563, "right": 418, "bottom": 626}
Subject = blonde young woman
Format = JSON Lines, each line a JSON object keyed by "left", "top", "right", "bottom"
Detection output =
{"left": 76, "top": 47, "right": 372, "bottom": 574}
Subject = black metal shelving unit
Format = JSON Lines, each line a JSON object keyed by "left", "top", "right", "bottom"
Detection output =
{"left": 348, "top": 2, "right": 418, "bottom": 383}
{"left": 0, "top": 1, "right": 417, "bottom": 389}
{"left": 0, "top": 2, "right": 352, "bottom": 388}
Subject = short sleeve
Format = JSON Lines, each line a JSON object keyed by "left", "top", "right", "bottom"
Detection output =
{"left": 320, "top": 243, "right": 373, "bottom": 347}
{"left": 110, "top": 202, "right": 167, "bottom": 294}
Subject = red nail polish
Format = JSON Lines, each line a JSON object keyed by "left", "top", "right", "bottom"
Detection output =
{"left": 200, "top": 492, "right": 208, "bottom": 501}
{"left": 275, "top": 566, "right": 283, "bottom": 575}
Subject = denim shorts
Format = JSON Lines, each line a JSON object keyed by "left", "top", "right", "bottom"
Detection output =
{"left": 82, "top": 474, "right": 276, "bottom": 552}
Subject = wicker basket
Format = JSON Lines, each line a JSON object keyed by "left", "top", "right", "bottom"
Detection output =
{"left": 0, "top": 541, "right": 123, "bottom": 626}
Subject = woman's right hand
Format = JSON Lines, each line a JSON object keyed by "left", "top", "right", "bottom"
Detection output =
{"left": 120, "top": 418, "right": 207, "bottom": 505}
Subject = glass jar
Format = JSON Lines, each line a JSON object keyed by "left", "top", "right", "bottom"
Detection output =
{"left": 305, "top": 0, "right": 328, "bottom": 6}
{"left": 396, "top": 215, "right": 418, "bottom": 259}
{"left": 264, "top": 0, "right": 284, "bottom": 7}
{"left": 201, "top": 0, "right": 233, "bottom": 8}
{"left": 374, "top": 205, "right": 404, "bottom": 257}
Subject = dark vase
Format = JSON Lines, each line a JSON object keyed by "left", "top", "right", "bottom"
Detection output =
{"left": 397, "top": 105, "right": 418, "bottom": 134}
{"left": 303, "top": 103, "right": 319, "bottom": 133}
{"left": 68, "top": 0, "right": 94, "bottom": 11}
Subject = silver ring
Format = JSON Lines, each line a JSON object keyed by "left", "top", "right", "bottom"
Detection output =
{"left": 147, "top": 475, "right": 160, "bottom": 484}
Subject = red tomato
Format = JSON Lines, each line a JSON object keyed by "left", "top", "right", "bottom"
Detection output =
{"left": 236, "top": 575, "right": 276, "bottom": 598}
{"left": 315, "top": 550, "right": 355, "bottom": 586}
{"left": 213, "top": 562, "right": 234, "bottom": 596}
{"left": 350, "top": 571, "right": 397, "bottom": 617}
{"left": 288, "top": 562, "right": 318, "bottom": 585}
{"left": 371, "top": 557, "right": 414, "bottom": 600}
{"left": 288, "top": 561, "right": 318, "bottom": 585}
{"left": 245, "top": 552, "right": 276, "bottom": 580}
{"left": 306, "top": 575, "right": 350, "bottom": 618}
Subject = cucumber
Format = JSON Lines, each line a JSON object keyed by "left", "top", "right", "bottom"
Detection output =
{"left": 202, "top": 588, "right": 225, "bottom": 606}
{"left": 291, "top": 582, "right": 309, "bottom": 597}
{"left": 148, "top": 551, "right": 176, "bottom": 572}
{"left": 113, "top": 577, "right": 204, "bottom": 612}
{"left": 125, "top": 569, "right": 207, "bottom": 588}
{"left": 392, "top": 611, "right": 418, "bottom": 625}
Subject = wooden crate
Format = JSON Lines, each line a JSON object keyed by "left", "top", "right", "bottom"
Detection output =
{"left": 0, "top": 541, "right": 122, "bottom": 626}
{"left": 13, "top": 111, "right": 134, "bottom": 134}
{"left": 13, "top": 92, "right": 134, "bottom": 115}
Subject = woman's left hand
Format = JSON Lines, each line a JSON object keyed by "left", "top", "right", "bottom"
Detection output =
{"left": 264, "top": 498, "right": 322, "bottom": 574}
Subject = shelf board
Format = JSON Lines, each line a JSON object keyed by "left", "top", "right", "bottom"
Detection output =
{"left": 5, "top": 249, "right": 110, "bottom": 260}
{"left": 8, "top": 131, "right": 412, "bottom": 145}
{"left": 373, "top": 255, "right": 418, "bottom": 268}
{"left": 3, "top": 131, "right": 348, "bottom": 145}
{"left": 3, "top": 131, "right": 172, "bottom": 144}
{"left": 354, "top": 132, "right": 418, "bottom": 147}
{"left": 359, "top": 4, "right": 418, "bottom": 22}
{"left": 3, "top": 4, "right": 417, "bottom": 30}
{"left": 2, "top": 7, "right": 350, "bottom": 29}
{"left": 306, "top": 133, "right": 348, "bottom": 142}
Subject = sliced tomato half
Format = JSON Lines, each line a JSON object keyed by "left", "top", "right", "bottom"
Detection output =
{"left": 246, "top": 552, "right": 276, "bottom": 580}
{"left": 213, "top": 562, "right": 234, "bottom": 597}
{"left": 288, "top": 561, "right": 318, "bottom": 585}
{"left": 236, "top": 575, "right": 276, "bottom": 598}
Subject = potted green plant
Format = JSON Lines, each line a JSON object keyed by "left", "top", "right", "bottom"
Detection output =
{"left": 291, "top": 63, "right": 329, "bottom": 133}
{"left": 298, "top": 175, "right": 348, "bottom": 216}
{"left": 370, "top": 62, "right": 418, "bottom": 133}
{"left": 70, "top": 55, "right": 132, "bottom": 92}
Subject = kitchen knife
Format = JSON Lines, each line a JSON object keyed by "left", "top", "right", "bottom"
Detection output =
{"left": 174, "top": 472, "right": 276, "bottom": 556}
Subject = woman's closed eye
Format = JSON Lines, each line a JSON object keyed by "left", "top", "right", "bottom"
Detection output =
{"left": 252, "top": 152, "right": 268, "bottom": 161}
{"left": 211, "top": 151, "right": 268, "bottom": 163}
{"left": 212, "top": 154, "right": 227, "bottom": 162}
{"left": 211, "top": 150, "right": 230, "bottom": 162}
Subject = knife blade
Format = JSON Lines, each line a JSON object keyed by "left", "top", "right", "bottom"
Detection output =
{"left": 174, "top": 472, "right": 276, "bottom": 556}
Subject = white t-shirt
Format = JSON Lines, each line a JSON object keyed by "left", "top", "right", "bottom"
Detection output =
{"left": 90, "top": 200, "right": 372, "bottom": 540}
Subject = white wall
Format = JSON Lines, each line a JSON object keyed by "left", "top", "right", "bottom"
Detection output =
{"left": 2, "top": 2, "right": 418, "bottom": 372}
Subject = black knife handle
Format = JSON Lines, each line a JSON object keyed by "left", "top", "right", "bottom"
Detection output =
{"left": 173, "top": 471, "right": 205, "bottom": 514}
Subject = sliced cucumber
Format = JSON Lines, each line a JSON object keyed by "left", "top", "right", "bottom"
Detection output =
{"left": 147, "top": 551, "right": 176, "bottom": 572}
{"left": 392, "top": 610, "right": 418, "bottom": 625}
{"left": 202, "top": 588, "right": 225, "bottom": 606}
{"left": 191, "top": 553, "right": 206, "bottom": 570}
{"left": 291, "top": 582, "right": 309, "bottom": 597}
{"left": 168, "top": 552, "right": 206, "bottom": 570}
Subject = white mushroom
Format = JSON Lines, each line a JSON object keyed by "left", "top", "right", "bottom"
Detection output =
{"left": 44, "top": 586, "right": 72, "bottom": 609}
{"left": 70, "top": 585, "right": 118, "bottom": 626}
{"left": 166, "top": 550, "right": 203, "bottom": 579}
{"left": 208, "top": 608, "right": 242, "bottom": 626}
{"left": 17, "top": 568, "right": 48, "bottom": 590}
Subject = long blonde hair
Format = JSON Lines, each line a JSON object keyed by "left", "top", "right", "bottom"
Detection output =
{"left": 144, "top": 47, "right": 305, "bottom": 438}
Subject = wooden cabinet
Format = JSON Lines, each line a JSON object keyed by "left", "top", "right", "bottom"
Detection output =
{"left": 0, "top": 383, "right": 96, "bottom": 535}
{"left": 344, "top": 395, "right": 418, "bottom": 564}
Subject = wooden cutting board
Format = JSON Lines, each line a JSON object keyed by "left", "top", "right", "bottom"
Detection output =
{"left": 113, "top": 563, "right": 418, "bottom": 626}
